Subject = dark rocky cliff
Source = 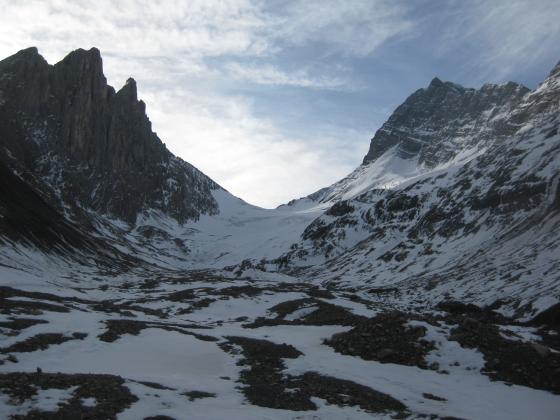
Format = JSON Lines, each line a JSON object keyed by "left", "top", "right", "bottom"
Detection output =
{"left": 0, "top": 47, "right": 220, "bottom": 224}
{"left": 362, "top": 77, "right": 530, "bottom": 166}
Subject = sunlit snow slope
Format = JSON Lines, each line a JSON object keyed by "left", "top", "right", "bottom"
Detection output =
{"left": 278, "top": 64, "right": 560, "bottom": 318}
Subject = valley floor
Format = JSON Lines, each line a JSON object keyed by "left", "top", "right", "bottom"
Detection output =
{"left": 0, "top": 266, "right": 559, "bottom": 420}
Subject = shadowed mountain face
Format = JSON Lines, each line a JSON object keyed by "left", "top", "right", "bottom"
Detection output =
{"left": 0, "top": 159, "right": 89, "bottom": 251}
{"left": 0, "top": 47, "right": 219, "bottom": 224}
{"left": 0, "top": 159, "right": 139, "bottom": 270}
{"left": 362, "top": 78, "right": 530, "bottom": 166}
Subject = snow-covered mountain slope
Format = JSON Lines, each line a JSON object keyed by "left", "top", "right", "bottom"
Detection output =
{"left": 278, "top": 61, "right": 560, "bottom": 319}
{"left": 78, "top": 189, "right": 325, "bottom": 271}
{"left": 131, "top": 190, "right": 324, "bottom": 268}
{"left": 0, "top": 48, "right": 559, "bottom": 313}
{"left": 0, "top": 47, "right": 328, "bottom": 272}
{"left": 289, "top": 74, "right": 530, "bottom": 207}
{"left": 1, "top": 46, "right": 558, "bottom": 318}
{"left": 1, "top": 47, "right": 560, "bottom": 419}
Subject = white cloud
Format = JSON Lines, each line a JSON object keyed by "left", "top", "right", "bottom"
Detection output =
{"left": 0, "top": 0, "right": 269, "bottom": 73}
{"left": 224, "top": 62, "right": 351, "bottom": 89}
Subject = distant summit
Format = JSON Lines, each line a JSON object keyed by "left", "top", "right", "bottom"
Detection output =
{"left": 361, "top": 77, "right": 529, "bottom": 166}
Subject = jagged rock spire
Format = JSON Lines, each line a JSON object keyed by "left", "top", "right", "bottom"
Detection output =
{"left": 0, "top": 47, "right": 220, "bottom": 223}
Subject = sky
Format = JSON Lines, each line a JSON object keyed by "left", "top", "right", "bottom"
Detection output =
{"left": 0, "top": 0, "right": 559, "bottom": 208}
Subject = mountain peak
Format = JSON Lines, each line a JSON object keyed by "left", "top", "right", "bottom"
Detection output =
{"left": 0, "top": 46, "right": 48, "bottom": 70}
{"left": 428, "top": 77, "right": 444, "bottom": 88}
{"left": 64, "top": 47, "right": 101, "bottom": 60}
{"left": 426, "top": 77, "right": 465, "bottom": 94}
{"left": 117, "top": 77, "right": 138, "bottom": 102}
{"left": 16, "top": 46, "right": 40, "bottom": 57}
{"left": 57, "top": 47, "right": 103, "bottom": 77}
{"left": 361, "top": 75, "right": 529, "bottom": 166}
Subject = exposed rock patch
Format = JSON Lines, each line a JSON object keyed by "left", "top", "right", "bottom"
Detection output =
{"left": 449, "top": 317, "right": 560, "bottom": 394}
{"left": 0, "top": 372, "right": 138, "bottom": 419}
{"left": 1, "top": 332, "right": 87, "bottom": 354}
{"left": 244, "top": 298, "right": 366, "bottom": 328}
{"left": 220, "top": 336, "right": 407, "bottom": 414}
{"left": 324, "top": 311, "right": 435, "bottom": 369}
{"left": 182, "top": 390, "right": 216, "bottom": 401}
{"left": 0, "top": 318, "right": 48, "bottom": 332}
{"left": 98, "top": 319, "right": 214, "bottom": 343}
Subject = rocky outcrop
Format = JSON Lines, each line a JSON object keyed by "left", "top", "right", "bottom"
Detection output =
{"left": 0, "top": 47, "right": 220, "bottom": 224}
{"left": 362, "top": 77, "right": 530, "bottom": 166}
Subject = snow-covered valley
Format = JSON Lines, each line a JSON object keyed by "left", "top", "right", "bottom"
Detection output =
{"left": 1, "top": 265, "right": 559, "bottom": 419}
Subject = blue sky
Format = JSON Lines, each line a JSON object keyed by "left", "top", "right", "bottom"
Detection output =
{"left": 1, "top": 0, "right": 559, "bottom": 207}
